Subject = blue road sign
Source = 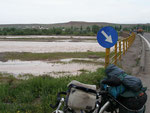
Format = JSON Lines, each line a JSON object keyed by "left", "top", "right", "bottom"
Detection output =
{"left": 97, "top": 26, "right": 118, "bottom": 48}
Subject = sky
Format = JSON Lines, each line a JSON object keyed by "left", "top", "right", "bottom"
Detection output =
{"left": 0, "top": 0, "right": 150, "bottom": 24}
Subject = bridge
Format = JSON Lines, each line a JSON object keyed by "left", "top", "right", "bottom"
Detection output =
{"left": 138, "top": 33, "right": 150, "bottom": 113}
{"left": 104, "top": 32, "right": 150, "bottom": 113}
{"left": 116, "top": 33, "right": 150, "bottom": 113}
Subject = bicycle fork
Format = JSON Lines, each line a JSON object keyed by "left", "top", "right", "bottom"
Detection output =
{"left": 99, "top": 101, "right": 110, "bottom": 113}
{"left": 53, "top": 98, "right": 65, "bottom": 113}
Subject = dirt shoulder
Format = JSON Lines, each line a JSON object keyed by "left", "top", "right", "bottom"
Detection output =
{"left": 121, "top": 35, "right": 142, "bottom": 75}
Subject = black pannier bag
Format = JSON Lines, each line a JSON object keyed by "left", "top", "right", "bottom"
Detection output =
{"left": 118, "top": 91, "right": 147, "bottom": 110}
{"left": 103, "top": 64, "right": 147, "bottom": 113}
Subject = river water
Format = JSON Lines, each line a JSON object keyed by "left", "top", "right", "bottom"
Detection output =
{"left": 0, "top": 36, "right": 106, "bottom": 77}
{"left": 0, "top": 59, "right": 102, "bottom": 77}
{"left": 0, "top": 35, "right": 96, "bottom": 39}
{"left": 0, "top": 41, "right": 105, "bottom": 53}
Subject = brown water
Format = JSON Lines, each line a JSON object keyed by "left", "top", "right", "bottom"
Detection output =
{"left": 0, "top": 60, "right": 102, "bottom": 77}
{"left": 0, "top": 41, "right": 106, "bottom": 53}
{"left": 0, "top": 36, "right": 106, "bottom": 77}
{"left": 59, "top": 58, "right": 105, "bottom": 63}
{"left": 0, "top": 35, "right": 96, "bottom": 39}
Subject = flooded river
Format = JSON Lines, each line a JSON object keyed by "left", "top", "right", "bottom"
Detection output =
{"left": 0, "top": 35, "right": 96, "bottom": 39}
{"left": 0, "top": 60, "right": 102, "bottom": 77}
{"left": 0, "top": 36, "right": 106, "bottom": 77}
{"left": 0, "top": 41, "right": 105, "bottom": 53}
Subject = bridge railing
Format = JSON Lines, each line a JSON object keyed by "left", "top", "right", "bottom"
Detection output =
{"left": 105, "top": 32, "right": 136, "bottom": 68}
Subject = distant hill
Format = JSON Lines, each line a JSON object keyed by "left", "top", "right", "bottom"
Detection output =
{"left": 0, "top": 21, "right": 148, "bottom": 29}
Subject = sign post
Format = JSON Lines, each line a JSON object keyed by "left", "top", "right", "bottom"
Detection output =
{"left": 105, "top": 48, "right": 110, "bottom": 68}
{"left": 97, "top": 26, "right": 118, "bottom": 68}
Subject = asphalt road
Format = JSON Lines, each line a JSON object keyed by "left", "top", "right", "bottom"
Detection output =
{"left": 144, "top": 33, "right": 150, "bottom": 43}
{"left": 141, "top": 33, "right": 150, "bottom": 74}
{"left": 139, "top": 33, "right": 150, "bottom": 113}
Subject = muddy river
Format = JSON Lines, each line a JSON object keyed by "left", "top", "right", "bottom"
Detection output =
{"left": 0, "top": 59, "right": 103, "bottom": 77}
{"left": 0, "top": 36, "right": 106, "bottom": 77}
{"left": 0, "top": 41, "right": 106, "bottom": 53}
{"left": 0, "top": 35, "right": 96, "bottom": 39}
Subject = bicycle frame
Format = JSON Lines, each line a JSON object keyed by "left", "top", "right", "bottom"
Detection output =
{"left": 99, "top": 101, "right": 110, "bottom": 113}
{"left": 52, "top": 98, "right": 65, "bottom": 113}
{"left": 51, "top": 90, "right": 146, "bottom": 113}
{"left": 51, "top": 91, "right": 113, "bottom": 113}
{"left": 52, "top": 100, "right": 111, "bottom": 113}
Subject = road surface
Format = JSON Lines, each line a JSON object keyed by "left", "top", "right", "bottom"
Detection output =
{"left": 139, "top": 33, "right": 150, "bottom": 113}
{"left": 143, "top": 33, "right": 150, "bottom": 42}
{"left": 121, "top": 33, "right": 150, "bottom": 113}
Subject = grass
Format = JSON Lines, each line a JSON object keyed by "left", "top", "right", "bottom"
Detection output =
{"left": 0, "top": 68, "right": 105, "bottom": 113}
{"left": 0, "top": 50, "right": 106, "bottom": 112}
{"left": 3, "top": 52, "right": 106, "bottom": 61}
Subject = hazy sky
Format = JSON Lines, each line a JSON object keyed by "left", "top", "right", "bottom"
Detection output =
{"left": 0, "top": 0, "right": 150, "bottom": 24}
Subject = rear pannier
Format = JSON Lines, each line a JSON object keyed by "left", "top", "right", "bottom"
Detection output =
{"left": 66, "top": 80, "right": 97, "bottom": 112}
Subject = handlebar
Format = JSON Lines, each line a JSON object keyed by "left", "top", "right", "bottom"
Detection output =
{"left": 50, "top": 92, "right": 67, "bottom": 109}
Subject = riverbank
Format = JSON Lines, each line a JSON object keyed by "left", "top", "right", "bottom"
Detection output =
{"left": 0, "top": 68, "right": 105, "bottom": 113}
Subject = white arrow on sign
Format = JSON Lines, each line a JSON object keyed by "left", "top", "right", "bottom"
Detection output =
{"left": 101, "top": 30, "right": 113, "bottom": 43}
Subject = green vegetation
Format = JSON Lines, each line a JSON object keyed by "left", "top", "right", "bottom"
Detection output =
{"left": 3, "top": 52, "right": 106, "bottom": 61}
{"left": 0, "top": 68, "right": 105, "bottom": 113}
{"left": 0, "top": 25, "right": 122, "bottom": 36}
{"left": 123, "top": 24, "right": 150, "bottom": 32}
{"left": 1, "top": 24, "right": 150, "bottom": 36}
{"left": 0, "top": 26, "right": 94, "bottom": 36}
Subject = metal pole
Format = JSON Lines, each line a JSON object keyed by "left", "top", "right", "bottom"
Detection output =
{"left": 126, "top": 39, "right": 128, "bottom": 51}
{"left": 99, "top": 101, "right": 110, "bottom": 113}
{"left": 128, "top": 37, "right": 130, "bottom": 48}
{"left": 123, "top": 40, "right": 125, "bottom": 55}
{"left": 114, "top": 43, "right": 117, "bottom": 65}
{"left": 119, "top": 41, "right": 121, "bottom": 61}
{"left": 105, "top": 48, "right": 110, "bottom": 68}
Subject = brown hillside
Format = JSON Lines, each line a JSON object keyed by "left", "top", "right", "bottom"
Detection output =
{"left": 0, "top": 21, "right": 148, "bottom": 29}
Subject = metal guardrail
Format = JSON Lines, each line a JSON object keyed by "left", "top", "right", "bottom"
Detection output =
{"left": 105, "top": 32, "right": 136, "bottom": 68}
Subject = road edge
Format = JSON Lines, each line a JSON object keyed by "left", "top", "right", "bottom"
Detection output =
{"left": 138, "top": 34, "right": 150, "bottom": 72}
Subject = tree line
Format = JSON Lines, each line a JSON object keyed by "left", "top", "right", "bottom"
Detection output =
{"left": 1, "top": 24, "right": 150, "bottom": 36}
{"left": 0, "top": 25, "right": 123, "bottom": 36}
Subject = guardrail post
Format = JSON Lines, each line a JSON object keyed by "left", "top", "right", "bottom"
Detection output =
{"left": 114, "top": 43, "right": 117, "bottom": 65}
{"left": 132, "top": 33, "right": 135, "bottom": 43}
{"left": 119, "top": 41, "right": 121, "bottom": 61}
{"left": 126, "top": 39, "right": 128, "bottom": 51}
{"left": 131, "top": 34, "right": 133, "bottom": 44}
{"left": 109, "top": 32, "right": 136, "bottom": 66}
{"left": 128, "top": 37, "right": 130, "bottom": 48}
{"left": 105, "top": 48, "right": 110, "bottom": 68}
{"left": 123, "top": 40, "right": 125, "bottom": 55}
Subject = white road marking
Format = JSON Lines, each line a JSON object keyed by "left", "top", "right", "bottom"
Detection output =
{"left": 138, "top": 34, "right": 150, "bottom": 50}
